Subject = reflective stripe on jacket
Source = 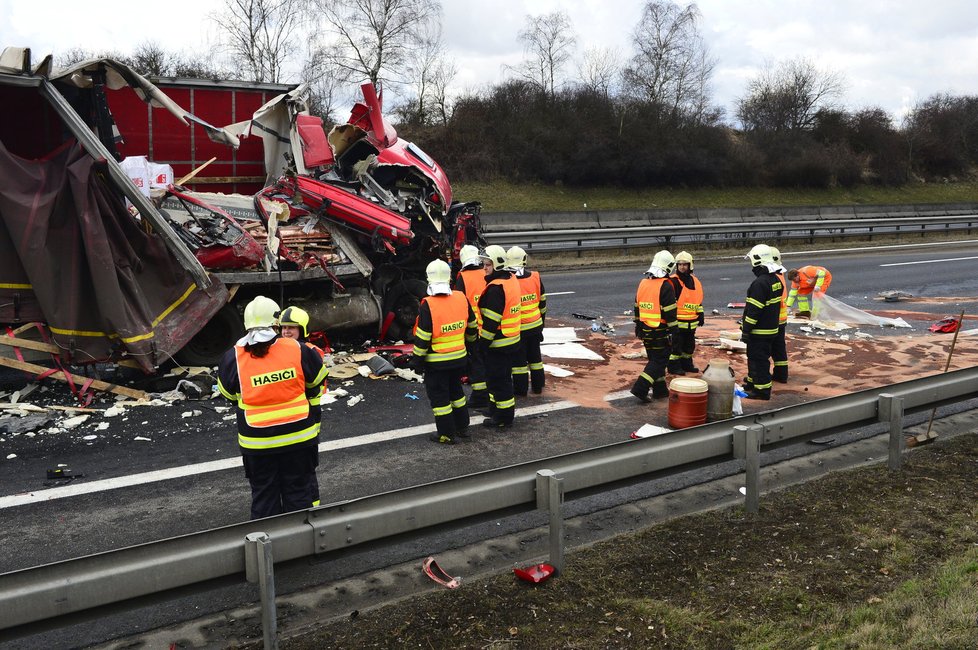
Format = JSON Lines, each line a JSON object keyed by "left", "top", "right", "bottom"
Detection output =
{"left": 481, "top": 276, "right": 522, "bottom": 348}
{"left": 636, "top": 277, "right": 667, "bottom": 328}
{"left": 517, "top": 271, "right": 543, "bottom": 331}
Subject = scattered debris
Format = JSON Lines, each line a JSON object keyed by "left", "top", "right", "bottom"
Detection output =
{"left": 0, "top": 413, "right": 54, "bottom": 434}
{"left": 180, "top": 410, "right": 203, "bottom": 418}
{"left": 727, "top": 302, "right": 746, "bottom": 308}
{"left": 630, "top": 424, "right": 672, "bottom": 439}
{"left": 572, "top": 312, "right": 598, "bottom": 321}
{"left": 877, "top": 290, "right": 913, "bottom": 302}
{"left": 134, "top": 436, "right": 152, "bottom": 442}
{"left": 61, "top": 414, "right": 91, "bottom": 429}
{"left": 394, "top": 368, "right": 423, "bottom": 383}
{"left": 347, "top": 394, "right": 364, "bottom": 407}
{"left": 95, "top": 422, "right": 110, "bottom": 431}
{"left": 513, "top": 563, "right": 556, "bottom": 584}
{"left": 422, "top": 556, "right": 461, "bottom": 589}
{"left": 543, "top": 364, "right": 574, "bottom": 378}
{"left": 540, "top": 342, "right": 603, "bottom": 361}
{"left": 366, "top": 355, "right": 396, "bottom": 376}
{"left": 809, "top": 437, "right": 836, "bottom": 445}
{"left": 404, "top": 393, "right": 420, "bottom": 400}
{"left": 5, "top": 454, "right": 16, "bottom": 460}
{"left": 928, "top": 317, "right": 960, "bottom": 333}
{"left": 542, "top": 327, "right": 582, "bottom": 344}
{"left": 103, "top": 406, "right": 126, "bottom": 417}
{"left": 718, "top": 338, "right": 747, "bottom": 352}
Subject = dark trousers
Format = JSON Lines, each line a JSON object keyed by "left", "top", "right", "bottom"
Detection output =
{"left": 485, "top": 344, "right": 517, "bottom": 425}
{"left": 771, "top": 324, "right": 788, "bottom": 382}
{"left": 243, "top": 445, "right": 320, "bottom": 520}
{"left": 424, "top": 365, "right": 470, "bottom": 439}
{"left": 633, "top": 326, "right": 671, "bottom": 398}
{"left": 466, "top": 342, "right": 488, "bottom": 406}
{"left": 512, "top": 329, "right": 544, "bottom": 395}
{"left": 746, "top": 335, "right": 774, "bottom": 393}
{"left": 669, "top": 326, "right": 698, "bottom": 370}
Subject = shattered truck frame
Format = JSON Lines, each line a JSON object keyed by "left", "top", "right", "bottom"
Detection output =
{"left": 0, "top": 46, "right": 484, "bottom": 371}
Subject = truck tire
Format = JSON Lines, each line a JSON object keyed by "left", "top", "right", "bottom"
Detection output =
{"left": 383, "top": 279, "right": 428, "bottom": 342}
{"left": 174, "top": 304, "right": 244, "bottom": 367}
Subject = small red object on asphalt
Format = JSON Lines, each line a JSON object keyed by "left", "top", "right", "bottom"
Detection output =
{"left": 928, "top": 317, "right": 960, "bottom": 333}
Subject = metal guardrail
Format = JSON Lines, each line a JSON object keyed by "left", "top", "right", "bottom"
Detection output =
{"left": 482, "top": 209, "right": 978, "bottom": 251}
{"left": 2, "top": 367, "right": 977, "bottom": 639}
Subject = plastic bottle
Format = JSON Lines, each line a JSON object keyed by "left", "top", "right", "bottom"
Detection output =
{"left": 702, "top": 359, "right": 735, "bottom": 421}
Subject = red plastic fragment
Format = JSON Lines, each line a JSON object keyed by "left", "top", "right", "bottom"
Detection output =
{"left": 513, "top": 563, "right": 556, "bottom": 584}
{"left": 928, "top": 317, "right": 960, "bottom": 333}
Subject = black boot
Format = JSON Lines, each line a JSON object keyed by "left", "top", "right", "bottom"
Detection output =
{"left": 667, "top": 360, "right": 685, "bottom": 375}
{"left": 630, "top": 379, "right": 651, "bottom": 403}
{"left": 772, "top": 367, "right": 788, "bottom": 383}
{"left": 744, "top": 387, "right": 771, "bottom": 400}
{"left": 681, "top": 358, "right": 700, "bottom": 373}
{"left": 651, "top": 381, "right": 670, "bottom": 399}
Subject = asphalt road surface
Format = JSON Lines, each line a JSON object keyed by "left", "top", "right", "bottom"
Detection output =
{"left": 1, "top": 240, "right": 976, "bottom": 647}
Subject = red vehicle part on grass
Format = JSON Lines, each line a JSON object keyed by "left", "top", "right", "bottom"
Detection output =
{"left": 273, "top": 175, "right": 414, "bottom": 245}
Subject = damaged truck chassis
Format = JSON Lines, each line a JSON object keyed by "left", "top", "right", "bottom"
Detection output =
{"left": 0, "top": 46, "right": 484, "bottom": 373}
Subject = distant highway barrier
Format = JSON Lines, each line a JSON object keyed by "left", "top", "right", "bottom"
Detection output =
{"left": 481, "top": 203, "right": 978, "bottom": 251}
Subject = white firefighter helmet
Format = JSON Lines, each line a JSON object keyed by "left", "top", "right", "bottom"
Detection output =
{"left": 506, "top": 245, "right": 527, "bottom": 271}
{"left": 647, "top": 250, "right": 676, "bottom": 275}
{"left": 746, "top": 243, "right": 774, "bottom": 267}
{"left": 243, "top": 296, "right": 280, "bottom": 330}
{"left": 426, "top": 259, "right": 451, "bottom": 284}
{"left": 278, "top": 306, "right": 310, "bottom": 338}
{"left": 459, "top": 244, "right": 483, "bottom": 269}
{"left": 675, "top": 250, "right": 694, "bottom": 271}
{"left": 484, "top": 244, "right": 509, "bottom": 271}
{"left": 769, "top": 246, "right": 782, "bottom": 265}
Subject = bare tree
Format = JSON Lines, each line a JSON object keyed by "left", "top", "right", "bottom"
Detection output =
{"left": 504, "top": 10, "right": 577, "bottom": 97}
{"left": 576, "top": 46, "right": 621, "bottom": 96}
{"left": 300, "top": 46, "right": 346, "bottom": 121}
{"left": 130, "top": 41, "right": 174, "bottom": 77}
{"left": 736, "top": 58, "right": 846, "bottom": 132}
{"left": 399, "top": 20, "right": 458, "bottom": 124}
{"left": 211, "top": 0, "right": 306, "bottom": 83}
{"left": 311, "top": 0, "right": 442, "bottom": 90}
{"left": 622, "top": 1, "right": 716, "bottom": 120}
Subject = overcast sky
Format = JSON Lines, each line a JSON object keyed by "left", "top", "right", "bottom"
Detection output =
{"left": 2, "top": 0, "right": 976, "bottom": 123}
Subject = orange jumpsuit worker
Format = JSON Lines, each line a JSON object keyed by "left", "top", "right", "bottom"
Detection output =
{"left": 218, "top": 296, "right": 327, "bottom": 520}
{"left": 786, "top": 265, "right": 832, "bottom": 318}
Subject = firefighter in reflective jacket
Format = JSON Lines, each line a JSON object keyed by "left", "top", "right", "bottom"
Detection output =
{"left": 786, "top": 265, "right": 832, "bottom": 318}
{"left": 741, "top": 245, "right": 784, "bottom": 400}
{"left": 218, "top": 296, "right": 328, "bottom": 520}
{"left": 769, "top": 247, "right": 789, "bottom": 383}
{"left": 631, "top": 250, "right": 678, "bottom": 402}
{"left": 477, "top": 244, "right": 522, "bottom": 428}
{"left": 277, "top": 305, "right": 328, "bottom": 428}
{"left": 667, "top": 251, "right": 704, "bottom": 375}
{"left": 507, "top": 245, "right": 548, "bottom": 396}
{"left": 454, "top": 245, "right": 489, "bottom": 408}
{"left": 412, "top": 259, "right": 478, "bottom": 444}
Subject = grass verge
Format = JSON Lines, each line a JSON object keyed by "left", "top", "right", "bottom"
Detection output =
{"left": 276, "top": 433, "right": 978, "bottom": 649}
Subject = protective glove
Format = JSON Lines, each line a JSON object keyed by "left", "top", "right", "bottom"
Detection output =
{"left": 409, "top": 355, "right": 425, "bottom": 375}
{"left": 697, "top": 312, "right": 705, "bottom": 327}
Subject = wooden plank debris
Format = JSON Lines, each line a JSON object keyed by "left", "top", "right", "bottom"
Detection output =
{"left": 0, "top": 357, "right": 149, "bottom": 401}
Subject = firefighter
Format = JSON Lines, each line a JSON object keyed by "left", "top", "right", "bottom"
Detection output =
{"left": 786, "top": 265, "right": 832, "bottom": 319}
{"left": 218, "top": 296, "right": 328, "bottom": 520}
{"left": 631, "top": 250, "right": 678, "bottom": 402}
{"left": 769, "top": 247, "right": 789, "bottom": 383}
{"left": 507, "top": 245, "right": 547, "bottom": 396}
{"left": 477, "top": 244, "right": 523, "bottom": 428}
{"left": 411, "top": 260, "right": 478, "bottom": 444}
{"left": 741, "top": 245, "right": 783, "bottom": 400}
{"left": 454, "top": 245, "right": 489, "bottom": 409}
{"left": 667, "top": 251, "right": 704, "bottom": 375}
{"left": 277, "top": 305, "right": 328, "bottom": 427}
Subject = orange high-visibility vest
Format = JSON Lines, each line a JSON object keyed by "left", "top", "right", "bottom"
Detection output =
{"left": 459, "top": 268, "right": 487, "bottom": 328}
{"left": 422, "top": 291, "right": 469, "bottom": 362}
{"left": 636, "top": 278, "right": 667, "bottom": 328}
{"left": 674, "top": 275, "right": 703, "bottom": 321}
{"left": 793, "top": 266, "right": 832, "bottom": 294}
{"left": 517, "top": 271, "right": 543, "bottom": 330}
{"left": 235, "top": 338, "right": 310, "bottom": 429}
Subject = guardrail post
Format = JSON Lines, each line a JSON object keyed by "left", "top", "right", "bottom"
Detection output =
{"left": 245, "top": 532, "right": 278, "bottom": 649}
{"left": 878, "top": 393, "right": 905, "bottom": 471}
{"left": 536, "top": 470, "right": 565, "bottom": 573}
{"left": 733, "top": 424, "right": 762, "bottom": 514}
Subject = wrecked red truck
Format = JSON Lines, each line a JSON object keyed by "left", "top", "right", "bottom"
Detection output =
{"left": 0, "top": 46, "right": 483, "bottom": 372}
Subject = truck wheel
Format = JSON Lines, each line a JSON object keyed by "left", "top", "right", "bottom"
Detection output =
{"left": 383, "top": 279, "right": 428, "bottom": 342}
{"left": 174, "top": 304, "right": 243, "bottom": 367}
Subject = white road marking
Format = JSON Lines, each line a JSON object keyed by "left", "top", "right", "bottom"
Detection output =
{"left": 0, "top": 392, "right": 633, "bottom": 509}
{"left": 879, "top": 255, "right": 978, "bottom": 267}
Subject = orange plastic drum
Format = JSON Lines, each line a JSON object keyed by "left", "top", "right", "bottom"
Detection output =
{"left": 667, "top": 377, "right": 709, "bottom": 429}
